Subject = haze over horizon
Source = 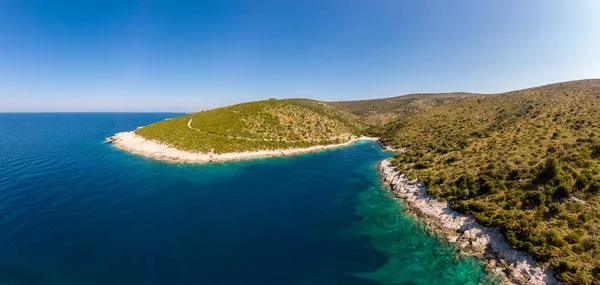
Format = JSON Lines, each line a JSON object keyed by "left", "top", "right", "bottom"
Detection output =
{"left": 1, "top": 1, "right": 600, "bottom": 112}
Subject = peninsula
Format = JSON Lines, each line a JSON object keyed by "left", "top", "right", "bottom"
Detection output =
{"left": 108, "top": 99, "right": 375, "bottom": 163}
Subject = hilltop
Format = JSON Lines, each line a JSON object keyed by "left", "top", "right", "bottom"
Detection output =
{"left": 378, "top": 79, "right": 600, "bottom": 284}
{"left": 128, "top": 99, "right": 368, "bottom": 154}
{"left": 327, "top": 93, "right": 482, "bottom": 127}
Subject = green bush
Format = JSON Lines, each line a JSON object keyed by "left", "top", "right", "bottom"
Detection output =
{"left": 553, "top": 260, "right": 575, "bottom": 274}
{"left": 543, "top": 229, "right": 566, "bottom": 248}
{"left": 564, "top": 231, "right": 582, "bottom": 244}
{"left": 445, "top": 156, "right": 458, "bottom": 164}
{"left": 574, "top": 174, "right": 589, "bottom": 190}
{"left": 555, "top": 182, "right": 573, "bottom": 198}
{"left": 547, "top": 203, "right": 564, "bottom": 216}
{"left": 591, "top": 144, "right": 600, "bottom": 158}
{"left": 587, "top": 180, "right": 600, "bottom": 194}
{"left": 525, "top": 191, "right": 547, "bottom": 207}
{"left": 540, "top": 157, "right": 561, "bottom": 181}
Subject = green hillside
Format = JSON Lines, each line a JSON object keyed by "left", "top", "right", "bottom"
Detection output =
{"left": 135, "top": 99, "right": 367, "bottom": 153}
{"left": 131, "top": 79, "right": 600, "bottom": 283}
{"left": 378, "top": 79, "right": 600, "bottom": 284}
{"left": 327, "top": 93, "right": 482, "bottom": 127}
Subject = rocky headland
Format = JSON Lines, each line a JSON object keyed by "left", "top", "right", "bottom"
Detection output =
{"left": 378, "top": 159, "right": 562, "bottom": 285}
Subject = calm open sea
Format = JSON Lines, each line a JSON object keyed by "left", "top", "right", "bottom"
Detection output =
{"left": 0, "top": 113, "right": 496, "bottom": 285}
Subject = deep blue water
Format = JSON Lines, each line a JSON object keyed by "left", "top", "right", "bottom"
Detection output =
{"left": 0, "top": 113, "right": 496, "bottom": 285}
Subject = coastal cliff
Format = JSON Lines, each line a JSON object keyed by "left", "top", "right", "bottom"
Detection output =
{"left": 378, "top": 159, "right": 562, "bottom": 285}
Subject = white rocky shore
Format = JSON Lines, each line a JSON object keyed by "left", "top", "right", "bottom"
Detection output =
{"left": 107, "top": 131, "right": 378, "bottom": 164}
{"left": 378, "top": 159, "right": 562, "bottom": 285}
{"left": 376, "top": 140, "right": 405, "bottom": 152}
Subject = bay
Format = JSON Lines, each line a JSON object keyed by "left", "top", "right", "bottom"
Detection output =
{"left": 0, "top": 113, "right": 496, "bottom": 285}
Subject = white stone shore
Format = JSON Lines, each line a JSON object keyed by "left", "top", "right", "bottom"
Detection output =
{"left": 378, "top": 159, "right": 562, "bottom": 285}
{"left": 107, "top": 131, "right": 378, "bottom": 164}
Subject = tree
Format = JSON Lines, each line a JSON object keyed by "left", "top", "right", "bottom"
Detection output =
{"left": 540, "top": 157, "right": 561, "bottom": 181}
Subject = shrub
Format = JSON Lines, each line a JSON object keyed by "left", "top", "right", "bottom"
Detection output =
{"left": 456, "top": 174, "right": 478, "bottom": 196}
{"left": 582, "top": 236, "right": 599, "bottom": 251}
{"left": 555, "top": 182, "right": 573, "bottom": 198}
{"left": 535, "top": 206, "right": 549, "bottom": 220}
{"left": 564, "top": 231, "right": 582, "bottom": 244}
{"left": 574, "top": 174, "right": 589, "bottom": 190}
{"left": 445, "top": 156, "right": 458, "bottom": 164}
{"left": 587, "top": 180, "right": 600, "bottom": 194}
{"left": 414, "top": 161, "right": 429, "bottom": 169}
{"left": 547, "top": 203, "right": 564, "bottom": 216}
{"left": 591, "top": 144, "right": 600, "bottom": 158}
{"left": 577, "top": 212, "right": 590, "bottom": 223}
{"left": 508, "top": 169, "right": 521, "bottom": 180}
{"left": 543, "top": 230, "right": 566, "bottom": 247}
{"left": 553, "top": 260, "right": 575, "bottom": 274}
{"left": 525, "top": 191, "right": 547, "bottom": 207}
{"left": 593, "top": 263, "right": 600, "bottom": 280}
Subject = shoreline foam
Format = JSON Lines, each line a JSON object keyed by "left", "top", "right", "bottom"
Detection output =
{"left": 107, "top": 131, "right": 379, "bottom": 164}
{"left": 378, "top": 159, "right": 562, "bottom": 285}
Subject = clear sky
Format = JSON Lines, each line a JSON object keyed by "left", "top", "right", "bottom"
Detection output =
{"left": 1, "top": 0, "right": 599, "bottom": 112}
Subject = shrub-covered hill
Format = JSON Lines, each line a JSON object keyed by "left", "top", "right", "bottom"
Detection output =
{"left": 380, "top": 79, "right": 600, "bottom": 284}
{"left": 135, "top": 99, "right": 368, "bottom": 153}
{"left": 327, "top": 93, "right": 482, "bottom": 127}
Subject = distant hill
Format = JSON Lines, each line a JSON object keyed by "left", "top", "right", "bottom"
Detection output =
{"left": 135, "top": 99, "right": 367, "bottom": 153}
{"left": 326, "top": 93, "right": 482, "bottom": 127}
{"left": 380, "top": 79, "right": 600, "bottom": 284}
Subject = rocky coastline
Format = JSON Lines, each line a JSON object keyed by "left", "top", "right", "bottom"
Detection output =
{"left": 107, "top": 131, "right": 378, "bottom": 164}
{"left": 109, "top": 129, "right": 561, "bottom": 284}
{"left": 378, "top": 159, "right": 562, "bottom": 285}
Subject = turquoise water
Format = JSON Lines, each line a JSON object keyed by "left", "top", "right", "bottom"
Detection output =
{"left": 0, "top": 113, "right": 496, "bottom": 285}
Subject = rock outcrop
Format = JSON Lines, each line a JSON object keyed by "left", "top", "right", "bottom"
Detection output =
{"left": 378, "top": 159, "right": 562, "bottom": 285}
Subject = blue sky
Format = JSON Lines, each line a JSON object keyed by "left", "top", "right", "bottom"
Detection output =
{"left": 1, "top": 1, "right": 599, "bottom": 112}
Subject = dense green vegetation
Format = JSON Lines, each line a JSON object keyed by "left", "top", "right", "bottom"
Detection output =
{"left": 135, "top": 79, "right": 600, "bottom": 284}
{"left": 135, "top": 99, "right": 367, "bottom": 153}
{"left": 370, "top": 79, "right": 600, "bottom": 284}
{"left": 327, "top": 93, "right": 481, "bottom": 128}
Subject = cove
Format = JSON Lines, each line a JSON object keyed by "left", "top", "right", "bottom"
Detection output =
{"left": 0, "top": 113, "right": 497, "bottom": 285}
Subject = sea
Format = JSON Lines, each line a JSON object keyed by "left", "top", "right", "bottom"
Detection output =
{"left": 0, "top": 113, "right": 497, "bottom": 285}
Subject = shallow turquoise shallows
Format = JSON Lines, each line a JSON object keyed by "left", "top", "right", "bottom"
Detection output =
{"left": 0, "top": 113, "right": 497, "bottom": 285}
